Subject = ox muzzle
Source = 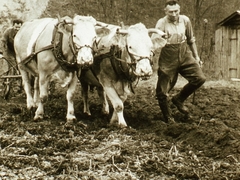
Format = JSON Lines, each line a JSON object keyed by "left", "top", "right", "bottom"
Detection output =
{"left": 75, "top": 45, "right": 94, "bottom": 67}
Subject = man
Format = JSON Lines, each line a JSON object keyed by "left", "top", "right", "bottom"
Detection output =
{"left": 152, "top": 0, "right": 206, "bottom": 123}
{"left": 1, "top": 19, "right": 23, "bottom": 70}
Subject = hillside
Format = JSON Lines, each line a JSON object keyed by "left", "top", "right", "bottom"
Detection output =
{"left": 1, "top": 0, "right": 240, "bottom": 78}
{"left": 0, "top": 0, "right": 48, "bottom": 35}
{"left": 42, "top": 0, "right": 240, "bottom": 79}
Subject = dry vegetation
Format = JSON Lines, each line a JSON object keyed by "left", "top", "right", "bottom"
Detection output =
{"left": 1, "top": 74, "right": 240, "bottom": 179}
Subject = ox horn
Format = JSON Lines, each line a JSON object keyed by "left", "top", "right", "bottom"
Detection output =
{"left": 148, "top": 28, "right": 166, "bottom": 37}
{"left": 116, "top": 28, "right": 128, "bottom": 34}
{"left": 96, "top": 21, "right": 122, "bottom": 32}
{"left": 63, "top": 17, "right": 74, "bottom": 24}
{"left": 96, "top": 21, "right": 109, "bottom": 27}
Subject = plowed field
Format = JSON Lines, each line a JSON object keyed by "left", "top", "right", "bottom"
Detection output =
{"left": 1, "top": 73, "right": 240, "bottom": 179}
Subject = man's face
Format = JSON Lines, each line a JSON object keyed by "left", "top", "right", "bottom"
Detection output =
{"left": 13, "top": 23, "right": 22, "bottom": 31}
{"left": 165, "top": 4, "right": 180, "bottom": 22}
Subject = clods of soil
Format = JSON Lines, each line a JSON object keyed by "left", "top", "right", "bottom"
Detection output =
{"left": 0, "top": 74, "right": 240, "bottom": 179}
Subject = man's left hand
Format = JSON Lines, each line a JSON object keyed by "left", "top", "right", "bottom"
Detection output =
{"left": 195, "top": 57, "right": 203, "bottom": 68}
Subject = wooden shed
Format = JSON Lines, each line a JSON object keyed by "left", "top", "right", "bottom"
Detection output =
{"left": 215, "top": 10, "right": 240, "bottom": 79}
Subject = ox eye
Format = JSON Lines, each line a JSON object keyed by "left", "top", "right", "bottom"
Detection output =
{"left": 128, "top": 46, "right": 132, "bottom": 49}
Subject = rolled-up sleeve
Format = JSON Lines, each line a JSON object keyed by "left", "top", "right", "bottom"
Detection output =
{"left": 184, "top": 16, "right": 196, "bottom": 45}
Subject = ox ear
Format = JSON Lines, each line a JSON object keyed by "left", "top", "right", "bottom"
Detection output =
{"left": 94, "top": 27, "right": 111, "bottom": 52}
{"left": 64, "top": 24, "right": 73, "bottom": 32}
{"left": 60, "top": 16, "right": 73, "bottom": 32}
{"left": 151, "top": 36, "right": 167, "bottom": 51}
{"left": 95, "top": 26, "right": 110, "bottom": 37}
{"left": 149, "top": 28, "right": 167, "bottom": 50}
{"left": 94, "top": 27, "right": 122, "bottom": 54}
{"left": 95, "top": 25, "right": 120, "bottom": 46}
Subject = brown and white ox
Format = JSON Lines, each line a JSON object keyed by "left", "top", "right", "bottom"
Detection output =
{"left": 79, "top": 23, "right": 166, "bottom": 127}
{"left": 14, "top": 15, "right": 108, "bottom": 123}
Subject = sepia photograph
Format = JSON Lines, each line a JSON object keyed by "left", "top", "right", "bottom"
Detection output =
{"left": 0, "top": 0, "right": 240, "bottom": 179}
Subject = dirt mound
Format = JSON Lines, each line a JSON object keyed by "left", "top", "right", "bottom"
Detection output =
{"left": 0, "top": 74, "right": 240, "bottom": 179}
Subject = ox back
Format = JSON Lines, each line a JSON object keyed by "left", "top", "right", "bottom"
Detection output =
{"left": 14, "top": 15, "right": 99, "bottom": 123}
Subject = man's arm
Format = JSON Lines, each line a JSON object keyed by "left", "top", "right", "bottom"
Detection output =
{"left": 1, "top": 28, "right": 10, "bottom": 51}
{"left": 189, "top": 42, "right": 200, "bottom": 60}
{"left": 189, "top": 42, "right": 202, "bottom": 66}
{"left": 185, "top": 17, "right": 202, "bottom": 66}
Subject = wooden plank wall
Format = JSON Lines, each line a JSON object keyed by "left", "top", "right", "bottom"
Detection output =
{"left": 237, "top": 27, "right": 240, "bottom": 78}
{"left": 229, "top": 28, "right": 237, "bottom": 78}
{"left": 215, "top": 28, "right": 220, "bottom": 78}
{"left": 223, "top": 27, "right": 230, "bottom": 79}
{"left": 215, "top": 26, "right": 240, "bottom": 79}
{"left": 215, "top": 27, "right": 225, "bottom": 79}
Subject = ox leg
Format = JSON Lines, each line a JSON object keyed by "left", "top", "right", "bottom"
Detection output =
{"left": 33, "top": 77, "right": 39, "bottom": 105}
{"left": 34, "top": 74, "right": 49, "bottom": 120}
{"left": 18, "top": 66, "right": 35, "bottom": 109}
{"left": 96, "top": 86, "right": 109, "bottom": 115}
{"left": 104, "top": 87, "right": 127, "bottom": 127}
{"left": 81, "top": 81, "right": 91, "bottom": 116}
{"left": 66, "top": 73, "right": 77, "bottom": 123}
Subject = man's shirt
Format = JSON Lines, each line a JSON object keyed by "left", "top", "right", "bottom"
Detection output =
{"left": 1, "top": 27, "right": 18, "bottom": 52}
{"left": 153, "top": 15, "right": 196, "bottom": 45}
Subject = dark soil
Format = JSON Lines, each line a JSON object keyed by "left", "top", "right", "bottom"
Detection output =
{"left": 1, "top": 73, "right": 240, "bottom": 179}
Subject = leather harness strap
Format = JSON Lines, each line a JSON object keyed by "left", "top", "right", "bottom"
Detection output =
{"left": 108, "top": 46, "right": 136, "bottom": 93}
{"left": 51, "top": 29, "right": 78, "bottom": 72}
{"left": 20, "top": 44, "right": 54, "bottom": 65}
{"left": 110, "top": 46, "right": 137, "bottom": 82}
{"left": 20, "top": 19, "right": 78, "bottom": 73}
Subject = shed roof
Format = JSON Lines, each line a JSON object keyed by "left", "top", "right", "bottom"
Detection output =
{"left": 217, "top": 10, "right": 240, "bottom": 26}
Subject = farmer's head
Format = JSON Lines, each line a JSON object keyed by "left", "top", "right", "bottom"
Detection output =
{"left": 12, "top": 19, "right": 23, "bottom": 31}
{"left": 165, "top": 0, "right": 180, "bottom": 22}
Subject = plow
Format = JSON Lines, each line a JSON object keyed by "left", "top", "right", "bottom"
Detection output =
{"left": 0, "top": 54, "right": 22, "bottom": 100}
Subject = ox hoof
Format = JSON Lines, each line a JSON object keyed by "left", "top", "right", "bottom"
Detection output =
{"left": 66, "top": 113, "right": 77, "bottom": 121}
{"left": 109, "top": 121, "right": 127, "bottom": 128}
{"left": 34, "top": 115, "right": 44, "bottom": 121}
{"left": 64, "top": 119, "right": 77, "bottom": 128}
{"left": 64, "top": 121, "right": 74, "bottom": 128}
{"left": 102, "top": 110, "right": 109, "bottom": 115}
{"left": 27, "top": 107, "right": 36, "bottom": 118}
{"left": 66, "top": 118, "right": 77, "bottom": 125}
{"left": 27, "top": 102, "right": 37, "bottom": 110}
{"left": 83, "top": 112, "right": 91, "bottom": 116}
{"left": 118, "top": 123, "right": 128, "bottom": 128}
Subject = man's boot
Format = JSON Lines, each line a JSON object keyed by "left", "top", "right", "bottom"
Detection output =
{"left": 158, "top": 99, "right": 175, "bottom": 124}
{"left": 172, "top": 83, "right": 200, "bottom": 115}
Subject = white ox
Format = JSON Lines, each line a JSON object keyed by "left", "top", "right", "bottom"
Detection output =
{"left": 79, "top": 23, "right": 166, "bottom": 127}
{"left": 14, "top": 15, "right": 108, "bottom": 123}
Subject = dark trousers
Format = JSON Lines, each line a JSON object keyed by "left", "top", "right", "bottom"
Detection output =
{"left": 3, "top": 49, "right": 17, "bottom": 75}
{"left": 156, "top": 43, "right": 206, "bottom": 101}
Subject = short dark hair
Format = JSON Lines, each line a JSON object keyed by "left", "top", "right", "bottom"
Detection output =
{"left": 12, "top": 19, "right": 23, "bottom": 25}
{"left": 165, "top": 0, "right": 179, "bottom": 6}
